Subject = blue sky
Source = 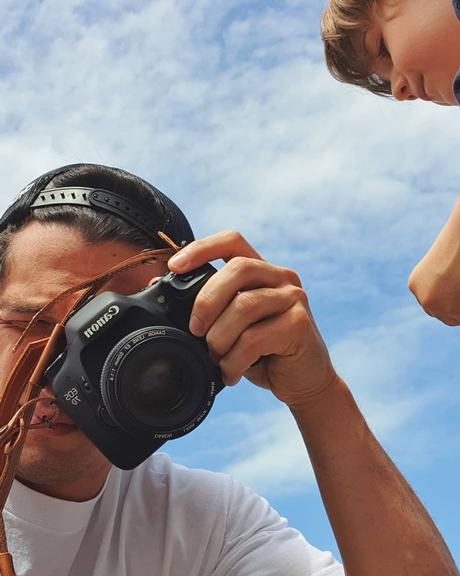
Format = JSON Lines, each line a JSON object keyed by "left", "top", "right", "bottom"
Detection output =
{"left": 0, "top": 0, "right": 459, "bottom": 564}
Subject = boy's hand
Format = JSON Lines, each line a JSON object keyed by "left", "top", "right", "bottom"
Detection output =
{"left": 168, "top": 230, "right": 340, "bottom": 410}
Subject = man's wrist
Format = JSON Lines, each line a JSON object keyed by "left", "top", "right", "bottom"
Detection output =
{"left": 286, "top": 371, "right": 346, "bottom": 415}
{"left": 287, "top": 374, "right": 367, "bottom": 448}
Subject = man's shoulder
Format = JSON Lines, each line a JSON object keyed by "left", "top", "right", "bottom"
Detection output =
{"left": 116, "top": 453, "right": 238, "bottom": 510}
{"left": 129, "top": 452, "right": 234, "bottom": 488}
{"left": 120, "top": 456, "right": 343, "bottom": 576}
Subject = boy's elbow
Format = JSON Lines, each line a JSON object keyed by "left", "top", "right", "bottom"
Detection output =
{"left": 407, "top": 265, "right": 428, "bottom": 307}
{"left": 408, "top": 267, "right": 460, "bottom": 326}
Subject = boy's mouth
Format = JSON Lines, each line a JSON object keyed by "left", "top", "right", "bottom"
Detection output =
{"left": 417, "top": 76, "right": 430, "bottom": 101}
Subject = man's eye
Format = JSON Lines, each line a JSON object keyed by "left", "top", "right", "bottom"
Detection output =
{"left": 1, "top": 319, "right": 51, "bottom": 331}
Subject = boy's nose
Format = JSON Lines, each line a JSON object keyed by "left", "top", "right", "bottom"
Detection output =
{"left": 391, "top": 74, "right": 417, "bottom": 101}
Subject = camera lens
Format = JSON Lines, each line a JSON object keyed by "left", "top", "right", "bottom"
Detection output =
{"left": 100, "top": 327, "right": 219, "bottom": 437}
{"left": 120, "top": 348, "right": 189, "bottom": 421}
{"left": 134, "top": 355, "right": 186, "bottom": 414}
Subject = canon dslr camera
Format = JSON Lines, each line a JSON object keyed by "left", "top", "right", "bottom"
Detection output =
{"left": 46, "top": 263, "right": 224, "bottom": 469}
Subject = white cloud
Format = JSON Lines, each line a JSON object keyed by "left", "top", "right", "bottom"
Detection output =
{"left": 1, "top": 0, "right": 460, "bottom": 518}
{"left": 221, "top": 407, "right": 314, "bottom": 495}
{"left": 1, "top": 1, "right": 458, "bottom": 282}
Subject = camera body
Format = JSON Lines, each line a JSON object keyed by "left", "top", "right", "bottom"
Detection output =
{"left": 48, "top": 263, "right": 224, "bottom": 469}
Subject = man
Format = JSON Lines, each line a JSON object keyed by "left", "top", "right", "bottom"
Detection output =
{"left": 0, "top": 163, "right": 456, "bottom": 575}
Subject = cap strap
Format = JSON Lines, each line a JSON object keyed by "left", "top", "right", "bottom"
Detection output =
{"left": 31, "top": 187, "right": 166, "bottom": 240}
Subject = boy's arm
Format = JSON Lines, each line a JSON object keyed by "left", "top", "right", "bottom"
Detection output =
{"left": 408, "top": 198, "right": 460, "bottom": 325}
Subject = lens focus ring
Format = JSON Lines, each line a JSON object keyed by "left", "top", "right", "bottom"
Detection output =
{"left": 100, "top": 326, "right": 219, "bottom": 439}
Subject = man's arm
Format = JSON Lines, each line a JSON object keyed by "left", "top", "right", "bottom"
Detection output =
{"left": 291, "top": 376, "right": 457, "bottom": 576}
{"left": 408, "top": 198, "right": 460, "bottom": 325}
{"left": 169, "top": 230, "right": 458, "bottom": 576}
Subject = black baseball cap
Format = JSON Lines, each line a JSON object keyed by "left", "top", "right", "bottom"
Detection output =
{"left": 0, "top": 163, "right": 195, "bottom": 248}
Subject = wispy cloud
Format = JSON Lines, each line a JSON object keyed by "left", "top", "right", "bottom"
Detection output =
{"left": 1, "top": 0, "right": 460, "bottom": 558}
{"left": 173, "top": 306, "right": 458, "bottom": 495}
{"left": 2, "top": 0, "right": 459, "bottom": 486}
{"left": 1, "top": 1, "right": 457, "bottom": 318}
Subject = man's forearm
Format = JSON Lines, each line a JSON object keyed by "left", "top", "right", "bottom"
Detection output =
{"left": 291, "top": 377, "right": 458, "bottom": 576}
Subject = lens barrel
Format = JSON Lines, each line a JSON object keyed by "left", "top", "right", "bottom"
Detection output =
{"left": 100, "top": 327, "right": 219, "bottom": 438}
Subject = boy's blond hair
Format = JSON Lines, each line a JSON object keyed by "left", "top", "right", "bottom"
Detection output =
{"left": 321, "top": 0, "right": 392, "bottom": 96}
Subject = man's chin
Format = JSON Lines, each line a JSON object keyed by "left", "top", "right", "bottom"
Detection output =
{"left": 20, "top": 424, "right": 100, "bottom": 466}
{"left": 16, "top": 436, "right": 111, "bottom": 498}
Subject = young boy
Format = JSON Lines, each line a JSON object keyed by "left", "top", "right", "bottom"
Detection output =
{"left": 321, "top": 0, "right": 460, "bottom": 105}
{"left": 321, "top": 0, "right": 460, "bottom": 323}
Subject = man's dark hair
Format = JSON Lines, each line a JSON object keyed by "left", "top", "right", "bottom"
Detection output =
{"left": 0, "top": 163, "right": 194, "bottom": 278}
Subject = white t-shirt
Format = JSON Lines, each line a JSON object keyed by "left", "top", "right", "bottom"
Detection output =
{"left": 4, "top": 453, "right": 343, "bottom": 576}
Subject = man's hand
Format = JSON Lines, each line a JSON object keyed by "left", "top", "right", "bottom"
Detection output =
{"left": 170, "top": 229, "right": 458, "bottom": 576}
{"left": 168, "top": 230, "right": 339, "bottom": 410}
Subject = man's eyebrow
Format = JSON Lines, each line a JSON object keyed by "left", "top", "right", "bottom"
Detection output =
{"left": 0, "top": 299, "right": 48, "bottom": 315}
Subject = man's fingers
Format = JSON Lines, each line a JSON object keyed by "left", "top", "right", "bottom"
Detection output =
{"left": 189, "top": 258, "right": 302, "bottom": 336}
{"left": 205, "top": 284, "right": 307, "bottom": 361}
{"left": 218, "top": 301, "right": 310, "bottom": 385}
{"left": 168, "top": 230, "right": 263, "bottom": 272}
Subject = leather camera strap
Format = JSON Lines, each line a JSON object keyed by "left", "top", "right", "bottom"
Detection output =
{"left": 0, "top": 234, "right": 181, "bottom": 575}
{"left": 0, "top": 326, "right": 65, "bottom": 575}
{"left": 14, "top": 244, "right": 176, "bottom": 352}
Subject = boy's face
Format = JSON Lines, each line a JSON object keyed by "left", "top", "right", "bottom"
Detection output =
{"left": 363, "top": 0, "right": 460, "bottom": 105}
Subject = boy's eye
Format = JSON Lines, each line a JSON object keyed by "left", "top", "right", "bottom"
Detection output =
{"left": 378, "top": 37, "right": 390, "bottom": 59}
